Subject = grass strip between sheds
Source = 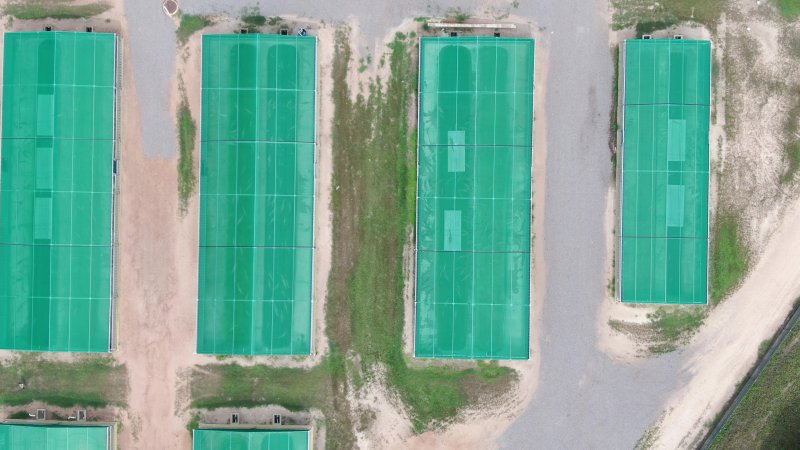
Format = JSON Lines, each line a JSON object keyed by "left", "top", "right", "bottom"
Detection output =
{"left": 781, "top": 94, "right": 800, "bottom": 183}
{"left": 710, "top": 213, "right": 750, "bottom": 304}
{"left": 177, "top": 90, "right": 198, "bottom": 213}
{"left": 328, "top": 30, "right": 516, "bottom": 432}
{"left": 0, "top": 355, "right": 127, "bottom": 408}
{"left": 4, "top": 1, "right": 111, "bottom": 20}
{"left": 611, "top": 0, "right": 725, "bottom": 32}
{"left": 189, "top": 30, "right": 517, "bottom": 448}
{"left": 712, "top": 313, "right": 800, "bottom": 448}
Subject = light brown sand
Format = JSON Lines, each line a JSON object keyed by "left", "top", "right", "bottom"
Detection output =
{"left": 653, "top": 195, "right": 800, "bottom": 448}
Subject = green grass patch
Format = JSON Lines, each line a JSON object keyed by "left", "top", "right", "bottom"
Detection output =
{"left": 4, "top": 0, "right": 111, "bottom": 20}
{"left": 186, "top": 413, "right": 200, "bottom": 433}
{"left": 781, "top": 95, "right": 800, "bottom": 183}
{"left": 775, "top": 0, "right": 800, "bottom": 20}
{"left": 0, "top": 355, "right": 127, "bottom": 408}
{"left": 7, "top": 411, "right": 30, "bottom": 420}
{"left": 610, "top": 44, "right": 621, "bottom": 152}
{"left": 710, "top": 213, "right": 750, "bottom": 304}
{"left": 635, "top": 20, "right": 678, "bottom": 36}
{"left": 648, "top": 307, "right": 705, "bottom": 344}
{"left": 611, "top": 0, "right": 725, "bottom": 31}
{"left": 191, "top": 363, "right": 329, "bottom": 411}
{"left": 609, "top": 307, "right": 706, "bottom": 354}
{"left": 328, "top": 31, "right": 517, "bottom": 432}
{"left": 782, "top": 141, "right": 800, "bottom": 183}
{"left": 190, "top": 348, "right": 352, "bottom": 448}
{"left": 176, "top": 14, "right": 212, "bottom": 44}
{"left": 712, "top": 319, "right": 800, "bottom": 448}
{"left": 242, "top": 14, "right": 266, "bottom": 27}
{"left": 177, "top": 92, "right": 198, "bottom": 213}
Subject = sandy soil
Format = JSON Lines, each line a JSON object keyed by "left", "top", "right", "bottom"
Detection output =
{"left": 719, "top": 1, "right": 800, "bottom": 251}
{"left": 113, "top": 14, "right": 336, "bottom": 449}
{"left": 640, "top": 2, "right": 800, "bottom": 446}
{"left": 598, "top": 0, "right": 800, "bottom": 444}
{"left": 111, "top": 2, "right": 204, "bottom": 448}
{"left": 652, "top": 194, "right": 800, "bottom": 448}
{"left": 114, "top": 24, "right": 200, "bottom": 450}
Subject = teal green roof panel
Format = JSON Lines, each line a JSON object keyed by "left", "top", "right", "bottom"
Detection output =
{"left": 0, "top": 31, "right": 117, "bottom": 352}
{"left": 193, "top": 429, "right": 309, "bottom": 450}
{"left": 0, "top": 424, "right": 109, "bottom": 450}
{"left": 198, "top": 34, "right": 316, "bottom": 355}
{"left": 619, "top": 39, "right": 711, "bottom": 304}
{"left": 415, "top": 37, "right": 534, "bottom": 359}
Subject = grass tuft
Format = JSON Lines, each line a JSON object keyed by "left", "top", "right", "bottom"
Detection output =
{"left": 186, "top": 413, "right": 200, "bottom": 433}
{"left": 5, "top": 1, "right": 110, "bottom": 20}
{"left": 176, "top": 14, "right": 212, "bottom": 45}
{"left": 177, "top": 91, "right": 198, "bottom": 213}
{"left": 242, "top": 15, "right": 266, "bottom": 27}
{"left": 7, "top": 411, "right": 30, "bottom": 420}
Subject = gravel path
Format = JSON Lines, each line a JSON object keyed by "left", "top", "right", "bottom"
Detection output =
{"left": 498, "top": 1, "right": 686, "bottom": 448}
{"left": 124, "top": 0, "right": 177, "bottom": 158}
{"left": 173, "top": 0, "right": 686, "bottom": 447}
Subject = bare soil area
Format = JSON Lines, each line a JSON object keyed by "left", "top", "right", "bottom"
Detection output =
{"left": 653, "top": 195, "right": 800, "bottom": 448}
{"left": 601, "top": 0, "right": 800, "bottom": 446}
{"left": 114, "top": 15, "right": 336, "bottom": 449}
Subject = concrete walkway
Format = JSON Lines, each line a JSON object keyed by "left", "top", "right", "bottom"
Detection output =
{"left": 124, "top": 0, "right": 177, "bottom": 158}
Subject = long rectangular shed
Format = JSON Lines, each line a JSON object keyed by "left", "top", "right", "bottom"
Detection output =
{"left": 0, "top": 423, "right": 111, "bottom": 450}
{"left": 618, "top": 39, "right": 712, "bottom": 304}
{"left": 0, "top": 31, "right": 118, "bottom": 352}
{"left": 414, "top": 36, "right": 534, "bottom": 359}
{"left": 197, "top": 34, "right": 317, "bottom": 355}
{"left": 193, "top": 429, "right": 310, "bottom": 450}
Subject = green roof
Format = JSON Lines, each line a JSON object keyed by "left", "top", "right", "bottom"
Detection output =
{"left": 0, "top": 424, "right": 109, "bottom": 450}
{"left": 415, "top": 37, "right": 534, "bottom": 359}
{"left": 0, "top": 31, "right": 117, "bottom": 352}
{"left": 619, "top": 39, "right": 711, "bottom": 304}
{"left": 197, "top": 34, "right": 316, "bottom": 355}
{"left": 193, "top": 429, "right": 309, "bottom": 450}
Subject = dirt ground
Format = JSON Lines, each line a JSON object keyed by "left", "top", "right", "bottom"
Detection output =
{"left": 644, "top": 2, "right": 800, "bottom": 447}
{"left": 598, "top": 0, "right": 800, "bottom": 446}
{"left": 114, "top": 14, "right": 337, "bottom": 450}
{"left": 653, "top": 195, "right": 800, "bottom": 448}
